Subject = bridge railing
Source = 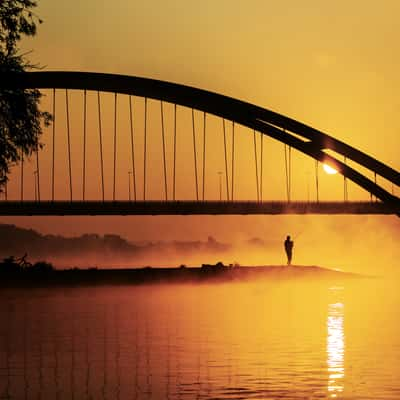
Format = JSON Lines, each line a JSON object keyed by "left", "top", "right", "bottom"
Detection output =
{"left": 0, "top": 200, "right": 396, "bottom": 216}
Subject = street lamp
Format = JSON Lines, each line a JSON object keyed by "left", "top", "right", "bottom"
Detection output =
{"left": 306, "top": 170, "right": 310, "bottom": 203}
{"left": 128, "top": 171, "right": 132, "bottom": 201}
{"left": 33, "top": 170, "right": 38, "bottom": 201}
{"left": 218, "top": 171, "right": 222, "bottom": 201}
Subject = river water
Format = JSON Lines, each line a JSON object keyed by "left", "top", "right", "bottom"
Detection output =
{"left": 0, "top": 277, "right": 399, "bottom": 399}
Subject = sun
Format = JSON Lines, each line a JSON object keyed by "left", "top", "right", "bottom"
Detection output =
{"left": 323, "top": 164, "right": 338, "bottom": 175}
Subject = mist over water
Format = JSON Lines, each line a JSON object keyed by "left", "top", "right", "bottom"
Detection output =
{"left": 0, "top": 276, "right": 399, "bottom": 399}
{"left": 1, "top": 215, "right": 399, "bottom": 277}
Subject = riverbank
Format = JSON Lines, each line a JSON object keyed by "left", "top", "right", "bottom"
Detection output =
{"left": 0, "top": 264, "right": 364, "bottom": 287}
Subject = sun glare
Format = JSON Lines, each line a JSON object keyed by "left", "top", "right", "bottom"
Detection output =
{"left": 323, "top": 164, "right": 338, "bottom": 175}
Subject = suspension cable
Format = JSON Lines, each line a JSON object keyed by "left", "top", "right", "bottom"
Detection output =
{"left": 374, "top": 172, "right": 377, "bottom": 202}
{"left": 143, "top": 97, "right": 148, "bottom": 201}
{"left": 284, "top": 144, "right": 288, "bottom": 201}
{"left": 222, "top": 119, "right": 229, "bottom": 201}
{"left": 289, "top": 146, "right": 292, "bottom": 201}
{"left": 192, "top": 109, "right": 199, "bottom": 201}
{"left": 129, "top": 96, "right": 137, "bottom": 201}
{"left": 253, "top": 130, "right": 259, "bottom": 202}
{"left": 173, "top": 104, "right": 177, "bottom": 201}
{"left": 113, "top": 93, "right": 117, "bottom": 201}
{"left": 343, "top": 156, "right": 348, "bottom": 202}
{"left": 65, "top": 89, "right": 73, "bottom": 201}
{"left": 82, "top": 90, "right": 87, "bottom": 201}
{"left": 315, "top": 160, "right": 319, "bottom": 202}
{"left": 231, "top": 121, "right": 235, "bottom": 201}
{"left": 284, "top": 144, "right": 292, "bottom": 203}
{"left": 260, "top": 131, "right": 263, "bottom": 201}
{"left": 52, "top": 88, "right": 56, "bottom": 201}
{"left": 97, "top": 91, "right": 105, "bottom": 201}
{"left": 36, "top": 145, "right": 40, "bottom": 202}
{"left": 160, "top": 101, "right": 168, "bottom": 201}
{"left": 20, "top": 151, "right": 24, "bottom": 201}
{"left": 202, "top": 112, "right": 206, "bottom": 201}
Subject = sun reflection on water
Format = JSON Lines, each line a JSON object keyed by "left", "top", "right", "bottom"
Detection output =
{"left": 327, "top": 301, "right": 345, "bottom": 398}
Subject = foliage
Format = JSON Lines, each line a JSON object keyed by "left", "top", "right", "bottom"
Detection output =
{"left": 0, "top": 255, "right": 22, "bottom": 272}
{"left": 31, "top": 260, "right": 54, "bottom": 272}
{"left": 0, "top": 0, "right": 42, "bottom": 56}
{"left": 0, "top": 0, "right": 52, "bottom": 187}
{"left": 0, "top": 255, "right": 54, "bottom": 273}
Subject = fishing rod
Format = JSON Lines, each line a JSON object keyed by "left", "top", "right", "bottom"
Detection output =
{"left": 293, "top": 231, "right": 304, "bottom": 240}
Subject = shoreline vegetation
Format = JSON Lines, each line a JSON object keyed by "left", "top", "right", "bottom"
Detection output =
{"left": 0, "top": 257, "right": 364, "bottom": 287}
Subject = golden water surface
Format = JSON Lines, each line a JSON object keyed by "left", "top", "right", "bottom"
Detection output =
{"left": 0, "top": 278, "right": 399, "bottom": 399}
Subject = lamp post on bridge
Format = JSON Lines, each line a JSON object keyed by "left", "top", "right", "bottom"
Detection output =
{"left": 306, "top": 170, "right": 310, "bottom": 203}
{"left": 33, "top": 170, "right": 38, "bottom": 202}
{"left": 128, "top": 171, "right": 132, "bottom": 201}
{"left": 218, "top": 171, "right": 222, "bottom": 201}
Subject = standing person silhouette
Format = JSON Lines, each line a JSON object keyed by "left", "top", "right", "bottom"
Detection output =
{"left": 284, "top": 235, "right": 294, "bottom": 265}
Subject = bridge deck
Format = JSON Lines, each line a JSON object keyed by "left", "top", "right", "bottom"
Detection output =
{"left": 0, "top": 201, "right": 396, "bottom": 216}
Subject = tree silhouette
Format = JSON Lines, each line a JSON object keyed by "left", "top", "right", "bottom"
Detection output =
{"left": 0, "top": 0, "right": 52, "bottom": 188}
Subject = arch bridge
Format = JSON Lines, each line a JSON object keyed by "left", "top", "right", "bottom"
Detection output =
{"left": 0, "top": 72, "right": 399, "bottom": 216}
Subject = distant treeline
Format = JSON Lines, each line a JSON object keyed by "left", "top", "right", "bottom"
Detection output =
{"left": 0, "top": 224, "right": 233, "bottom": 266}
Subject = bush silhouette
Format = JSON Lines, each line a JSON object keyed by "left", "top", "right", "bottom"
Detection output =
{"left": 31, "top": 261, "right": 54, "bottom": 273}
{"left": 0, "top": 256, "right": 54, "bottom": 275}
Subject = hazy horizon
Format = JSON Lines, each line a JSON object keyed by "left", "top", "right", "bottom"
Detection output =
{"left": 1, "top": 215, "right": 398, "bottom": 276}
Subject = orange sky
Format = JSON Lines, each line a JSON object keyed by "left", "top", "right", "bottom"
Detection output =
{"left": 2, "top": 0, "right": 399, "bottom": 272}
{"left": 22, "top": 0, "right": 399, "bottom": 168}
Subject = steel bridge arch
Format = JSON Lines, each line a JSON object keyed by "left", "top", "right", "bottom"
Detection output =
{"left": 3, "top": 71, "right": 399, "bottom": 211}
